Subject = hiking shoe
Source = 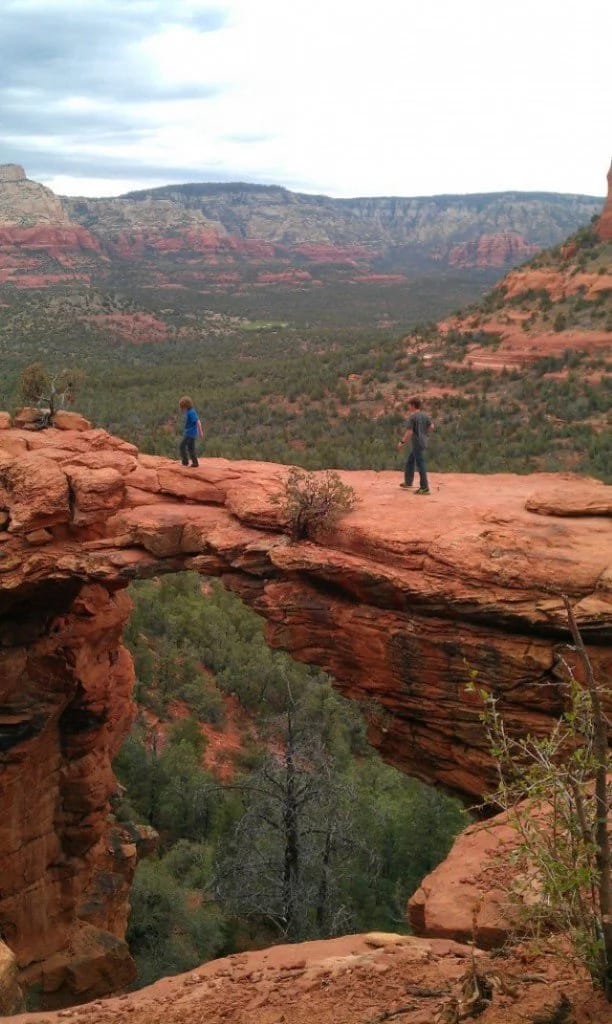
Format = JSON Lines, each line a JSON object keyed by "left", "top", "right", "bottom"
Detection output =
{"left": 190, "top": 462, "right": 199, "bottom": 468}
{"left": 415, "top": 488, "right": 430, "bottom": 495}
{"left": 399, "top": 483, "right": 412, "bottom": 489}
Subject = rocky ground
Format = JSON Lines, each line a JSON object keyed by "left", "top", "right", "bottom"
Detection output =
{"left": 10, "top": 933, "right": 611, "bottom": 1024}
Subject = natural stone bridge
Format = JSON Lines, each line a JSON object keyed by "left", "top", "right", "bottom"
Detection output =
{"left": 0, "top": 418, "right": 610, "bottom": 1004}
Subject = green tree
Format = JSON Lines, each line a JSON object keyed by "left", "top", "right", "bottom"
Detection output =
{"left": 18, "top": 362, "right": 85, "bottom": 415}
{"left": 127, "top": 858, "right": 226, "bottom": 986}
{"left": 473, "top": 597, "right": 611, "bottom": 998}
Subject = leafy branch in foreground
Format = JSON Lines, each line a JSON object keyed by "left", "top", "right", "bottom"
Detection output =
{"left": 272, "top": 467, "right": 357, "bottom": 541}
{"left": 469, "top": 596, "right": 611, "bottom": 999}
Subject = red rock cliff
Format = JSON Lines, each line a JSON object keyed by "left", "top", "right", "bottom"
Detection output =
{"left": 596, "top": 159, "right": 612, "bottom": 240}
{"left": 0, "top": 420, "right": 610, "bottom": 1004}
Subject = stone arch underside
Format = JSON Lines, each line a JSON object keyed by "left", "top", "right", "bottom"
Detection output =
{"left": 0, "top": 423, "right": 610, "bottom": 1003}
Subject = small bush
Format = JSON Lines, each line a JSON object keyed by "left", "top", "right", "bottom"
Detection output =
{"left": 470, "top": 598, "right": 611, "bottom": 998}
{"left": 273, "top": 467, "right": 357, "bottom": 540}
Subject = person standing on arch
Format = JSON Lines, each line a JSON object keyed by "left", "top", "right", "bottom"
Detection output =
{"left": 178, "top": 395, "right": 203, "bottom": 468}
{"left": 396, "top": 397, "right": 434, "bottom": 494}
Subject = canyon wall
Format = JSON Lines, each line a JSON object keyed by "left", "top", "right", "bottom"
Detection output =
{"left": 0, "top": 418, "right": 610, "bottom": 1004}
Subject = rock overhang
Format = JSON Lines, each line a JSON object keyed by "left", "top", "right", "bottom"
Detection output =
{"left": 0, "top": 420, "right": 610, "bottom": 785}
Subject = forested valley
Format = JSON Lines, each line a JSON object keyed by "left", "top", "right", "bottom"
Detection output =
{"left": 115, "top": 575, "right": 465, "bottom": 986}
{"left": 2, "top": 227, "right": 610, "bottom": 481}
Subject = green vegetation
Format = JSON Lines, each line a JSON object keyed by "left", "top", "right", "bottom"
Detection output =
{"left": 272, "top": 468, "right": 357, "bottom": 540}
{"left": 0, "top": 256, "right": 495, "bottom": 467}
{"left": 115, "top": 574, "right": 465, "bottom": 985}
{"left": 1, "top": 236, "right": 609, "bottom": 479}
{"left": 242, "top": 319, "right": 289, "bottom": 331}
{"left": 18, "top": 361, "right": 85, "bottom": 415}
{"left": 472, "top": 598, "right": 611, "bottom": 998}
{"left": 2, "top": 311, "right": 609, "bottom": 479}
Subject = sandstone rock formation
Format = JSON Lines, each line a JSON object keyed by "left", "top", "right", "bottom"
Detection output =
{"left": 8, "top": 930, "right": 608, "bottom": 1024}
{"left": 0, "top": 167, "right": 103, "bottom": 287}
{"left": 596, "top": 159, "right": 612, "bottom": 241}
{"left": 409, "top": 805, "right": 532, "bottom": 949}
{"left": 119, "top": 181, "right": 602, "bottom": 256}
{"left": 0, "top": 167, "right": 71, "bottom": 227}
{"left": 432, "top": 178, "right": 612, "bottom": 372}
{"left": 0, "top": 422, "right": 610, "bottom": 1004}
{"left": 0, "top": 164, "right": 26, "bottom": 183}
{"left": 447, "top": 231, "right": 539, "bottom": 268}
{"left": 409, "top": 784, "right": 612, "bottom": 958}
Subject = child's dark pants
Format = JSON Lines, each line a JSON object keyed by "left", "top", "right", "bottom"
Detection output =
{"left": 179, "top": 436, "right": 198, "bottom": 467}
{"left": 404, "top": 446, "right": 428, "bottom": 490}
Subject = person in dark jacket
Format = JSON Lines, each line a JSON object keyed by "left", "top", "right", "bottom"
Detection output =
{"left": 396, "top": 397, "right": 434, "bottom": 494}
{"left": 178, "top": 395, "right": 203, "bottom": 467}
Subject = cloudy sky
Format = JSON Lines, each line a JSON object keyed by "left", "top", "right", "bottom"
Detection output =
{"left": 2, "top": 0, "right": 610, "bottom": 199}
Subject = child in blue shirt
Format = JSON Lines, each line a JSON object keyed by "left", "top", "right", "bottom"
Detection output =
{"left": 178, "top": 396, "right": 203, "bottom": 467}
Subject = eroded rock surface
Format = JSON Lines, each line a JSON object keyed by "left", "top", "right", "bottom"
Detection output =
{"left": 9, "top": 931, "right": 609, "bottom": 1024}
{"left": 0, "top": 422, "right": 610, "bottom": 1003}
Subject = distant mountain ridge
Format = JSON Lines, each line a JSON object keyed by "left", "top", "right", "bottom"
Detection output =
{"left": 117, "top": 180, "right": 602, "bottom": 261}
{"left": 0, "top": 165, "right": 603, "bottom": 293}
{"left": 0, "top": 163, "right": 606, "bottom": 360}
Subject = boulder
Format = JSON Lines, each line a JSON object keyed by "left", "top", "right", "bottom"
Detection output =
{"left": 408, "top": 812, "right": 517, "bottom": 948}
{"left": 12, "top": 406, "right": 46, "bottom": 429}
{"left": 52, "top": 410, "right": 93, "bottom": 432}
{"left": 0, "top": 451, "right": 70, "bottom": 532}
{"left": 65, "top": 466, "right": 126, "bottom": 527}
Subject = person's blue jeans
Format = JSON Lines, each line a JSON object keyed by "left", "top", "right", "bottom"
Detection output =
{"left": 405, "top": 445, "right": 428, "bottom": 489}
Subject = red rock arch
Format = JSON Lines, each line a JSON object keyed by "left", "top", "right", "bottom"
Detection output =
{"left": 0, "top": 421, "right": 610, "bottom": 1003}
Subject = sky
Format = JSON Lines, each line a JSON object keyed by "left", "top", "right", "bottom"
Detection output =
{"left": 2, "top": 0, "right": 610, "bottom": 200}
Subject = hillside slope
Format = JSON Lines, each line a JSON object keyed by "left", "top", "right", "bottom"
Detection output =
{"left": 343, "top": 180, "right": 611, "bottom": 480}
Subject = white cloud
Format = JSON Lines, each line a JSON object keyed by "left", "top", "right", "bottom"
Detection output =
{"left": 3, "top": 0, "right": 610, "bottom": 197}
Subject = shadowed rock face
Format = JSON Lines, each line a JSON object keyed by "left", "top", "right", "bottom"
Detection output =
{"left": 0, "top": 420, "right": 610, "bottom": 1004}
